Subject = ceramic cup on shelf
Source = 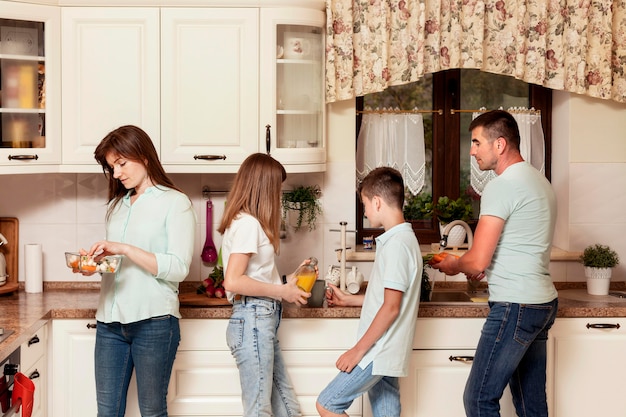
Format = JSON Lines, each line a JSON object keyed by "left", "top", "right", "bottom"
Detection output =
{"left": 283, "top": 34, "right": 311, "bottom": 59}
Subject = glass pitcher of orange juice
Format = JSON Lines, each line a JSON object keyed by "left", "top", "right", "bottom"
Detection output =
{"left": 294, "top": 257, "right": 318, "bottom": 292}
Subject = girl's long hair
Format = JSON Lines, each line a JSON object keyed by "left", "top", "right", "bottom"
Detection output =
{"left": 218, "top": 153, "right": 286, "bottom": 253}
{"left": 94, "top": 125, "right": 182, "bottom": 220}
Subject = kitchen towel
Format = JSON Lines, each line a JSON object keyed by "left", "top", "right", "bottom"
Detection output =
{"left": 24, "top": 243, "right": 43, "bottom": 293}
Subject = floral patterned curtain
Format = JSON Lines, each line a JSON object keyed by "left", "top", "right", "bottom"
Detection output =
{"left": 325, "top": 0, "right": 626, "bottom": 104}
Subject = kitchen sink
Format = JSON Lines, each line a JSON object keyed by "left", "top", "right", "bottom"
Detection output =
{"left": 426, "top": 290, "right": 489, "bottom": 304}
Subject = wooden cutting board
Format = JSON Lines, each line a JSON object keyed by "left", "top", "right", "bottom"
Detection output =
{"left": 0, "top": 217, "right": 19, "bottom": 295}
{"left": 179, "top": 292, "right": 232, "bottom": 307}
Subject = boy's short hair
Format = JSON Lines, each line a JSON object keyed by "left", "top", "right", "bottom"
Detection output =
{"left": 358, "top": 167, "right": 405, "bottom": 209}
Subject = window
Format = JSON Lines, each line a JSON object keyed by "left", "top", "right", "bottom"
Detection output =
{"left": 356, "top": 69, "right": 552, "bottom": 243}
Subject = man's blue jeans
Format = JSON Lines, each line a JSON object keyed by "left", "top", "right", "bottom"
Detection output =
{"left": 95, "top": 315, "right": 181, "bottom": 417}
{"left": 464, "top": 299, "right": 558, "bottom": 417}
{"left": 226, "top": 296, "right": 301, "bottom": 417}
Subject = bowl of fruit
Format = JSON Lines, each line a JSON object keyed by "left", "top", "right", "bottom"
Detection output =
{"left": 65, "top": 252, "right": 123, "bottom": 273}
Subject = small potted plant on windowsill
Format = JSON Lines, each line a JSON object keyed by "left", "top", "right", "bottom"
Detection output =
{"left": 580, "top": 244, "right": 620, "bottom": 295}
{"left": 282, "top": 185, "right": 322, "bottom": 231}
{"left": 427, "top": 196, "right": 473, "bottom": 248}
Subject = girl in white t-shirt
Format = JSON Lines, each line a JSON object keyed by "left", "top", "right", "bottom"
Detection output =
{"left": 218, "top": 153, "right": 312, "bottom": 417}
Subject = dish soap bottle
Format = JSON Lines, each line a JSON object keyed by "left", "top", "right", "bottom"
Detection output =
{"left": 294, "top": 257, "right": 318, "bottom": 292}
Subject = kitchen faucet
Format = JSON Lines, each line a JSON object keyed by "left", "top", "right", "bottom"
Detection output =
{"left": 439, "top": 220, "right": 481, "bottom": 292}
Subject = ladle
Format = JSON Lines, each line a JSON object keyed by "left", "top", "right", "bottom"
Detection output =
{"left": 201, "top": 200, "right": 218, "bottom": 263}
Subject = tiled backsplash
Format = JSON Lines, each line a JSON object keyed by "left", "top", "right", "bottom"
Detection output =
{"left": 0, "top": 162, "right": 366, "bottom": 285}
{"left": 1, "top": 158, "right": 625, "bottom": 286}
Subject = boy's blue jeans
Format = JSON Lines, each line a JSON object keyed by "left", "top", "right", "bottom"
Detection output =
{"left": 95, "top": 315, "right": 180, "bottom": 417}
{"left": 227, "top": 296, "right": 301, "bottom": 417}
{"left": 464, "top": 299, "right": 558, "bottom": 417}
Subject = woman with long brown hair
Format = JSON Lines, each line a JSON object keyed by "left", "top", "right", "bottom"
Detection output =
{"left": 219, "top": 153, "right": 311, "bottom": 417}
{"left": 83, "top": 125, "right": 196, "bottom": 417}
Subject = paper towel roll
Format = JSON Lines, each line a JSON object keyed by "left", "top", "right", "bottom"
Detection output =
{"left": 25, "top": 243, "right": 43, "bottom": 293}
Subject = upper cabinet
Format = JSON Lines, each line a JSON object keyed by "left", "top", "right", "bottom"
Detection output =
{"left": 159, "top": 8, "right": 260, "bottom": 171}
{"left": 59, "top": 2, "right": 326, "bottom": 174}
{"left": 0, "top": 1, "right": 61, "bottom": 171}
{"left": 60, "top": 7, "right": 161, "bottom": 170}
{"left": 260, "top": 8, "right": 326, "bottom": 172}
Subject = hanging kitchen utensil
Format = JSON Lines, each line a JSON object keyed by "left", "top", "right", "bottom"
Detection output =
{"left": 201, "top": 200, "right": 218, "bottom": 263}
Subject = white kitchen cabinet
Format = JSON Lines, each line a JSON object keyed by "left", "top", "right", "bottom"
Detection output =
{"left": 0, "top": 1, "right": 61, "bottom": 173}
{"left": 548, "top": 317, "right": 626, "bottom": 417}
{"left": 397, "top": 318, "right": 516, "bottom": 417}
{"left": 60, "top": 7, "right": 160, "bottom": 169}
{"left": 259, "top": 8, "right": 326, "bottom": 171}
{"left": 51, "top": 318, "right": 360, "bottom": 417}
{"left": 50, "top": 320, "right": 140, "bottom": 417}
{"left": 159, "top": 8, "right": 259, "bottom": 169}
{"left": 60, "top": 2, "right": 326, "bottom": 173}
{"left": 21, "top": 322, "right": 48, "bottom": 417}
{"left": 170, "top": 318, "right": 362, "bottom": 417}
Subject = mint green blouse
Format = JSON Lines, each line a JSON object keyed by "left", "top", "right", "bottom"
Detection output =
{"left": 96, "top": 186, "right": 196, "bottom": 324}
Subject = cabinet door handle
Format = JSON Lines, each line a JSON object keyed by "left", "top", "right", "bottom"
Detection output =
{"left": 8, "top": 154, "right": 39, "bottom": 161}
{"left": 28, "top": 369, "right": 40, "bottom": 380}
{"left": 28, "top": 335, "right": 40, "bottom": 347}
{"left": 265, "top": 124, "right": 271, "bottom": 155}
{"left": 193, "top": 155, "right": 226, "bottom": 161}
{"left": 449, "top": 355, "right": 474, "bottom": 363}
{"left": 86, "top": 323, "right": 97, "bottom": 329}
{"left": 586, "top": 323, "right": 621, "bottom": 329}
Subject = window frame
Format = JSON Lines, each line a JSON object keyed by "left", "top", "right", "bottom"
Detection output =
{"left": 356, "top": 69, "right": 553, "bottom": 244}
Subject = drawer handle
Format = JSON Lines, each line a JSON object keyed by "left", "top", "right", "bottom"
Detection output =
{"left": 586, "top": 323, "right": 620, "bottom": 329}
{"left": 28, "top": 335, "right": 40, "bottom": 347}
{"left": 8, "top": 154, "right": 39, "bottom": 161}
{"left": 449, "top": 355, "right": 474, "bottom": 363}
{"left": 86, "top": 323, "right": 97, "bottom": 329}
{"left": 28, "top": 369, "right": 40, "bottom": 380}
{"left": 193, "top": 154, "right": 227, "bottom": 161}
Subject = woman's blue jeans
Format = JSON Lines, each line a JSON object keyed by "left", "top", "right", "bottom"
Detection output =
{"left": 226, "top": 296, "right": 301, "bottom": 417}
{"left": 95, "top": 315, "right": 181, "bottom": 417}
{"left": 464, "top": 299, "right": 558, "bottom": 417}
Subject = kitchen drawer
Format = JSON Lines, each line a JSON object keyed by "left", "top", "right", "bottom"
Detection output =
{"left": 179, "top": 318, "right": 360, "bottom": 351}
{"left": 21, "top": 323, "right": 47, "bottom": 371}
{"left": 412, "top": 318, "right": 484, "bottom": 349}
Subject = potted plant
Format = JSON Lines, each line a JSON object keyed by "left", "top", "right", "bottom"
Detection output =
{"left": 580, "top": 244, "right": 620, "bottom": 295}
{"left": 430, "top": 196, "right": 473, "bottom": 225}
{"left": 428, "top": 196, "right": 473, "bottom": 247}
{"left": 403, "top": 192, "right": 432, "bottom": 221}
{"left": 281, "top": 185, "right": 322, "bottom": 231}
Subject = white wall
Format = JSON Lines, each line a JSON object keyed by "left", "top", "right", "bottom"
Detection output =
{"left": 0, "top": 92, "right": 624, "bottom": 285}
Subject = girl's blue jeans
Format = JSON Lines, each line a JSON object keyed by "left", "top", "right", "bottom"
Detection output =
{"left": 226, "top": 296, "right": 301, "bottom": 417}
{"left": 95, "top": 315, "right": 180, "bottom": 417}
{"left": 464, "top": 299, "right": 558, "bottom": 417}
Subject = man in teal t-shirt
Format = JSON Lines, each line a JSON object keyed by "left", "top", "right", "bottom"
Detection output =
{"left": 433, "top": 110, "right": 558, "bottom": 417}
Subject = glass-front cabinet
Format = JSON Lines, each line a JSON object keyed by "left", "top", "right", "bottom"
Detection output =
{"left": 260, "top": 8, "right": 326, "bottom": 172}
{"left": 0, "top": 2, "right": 60, "bottom": 169}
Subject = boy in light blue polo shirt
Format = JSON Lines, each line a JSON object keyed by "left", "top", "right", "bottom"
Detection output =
{"left": 317, "top": 167, "right": 422, "bottom": 417}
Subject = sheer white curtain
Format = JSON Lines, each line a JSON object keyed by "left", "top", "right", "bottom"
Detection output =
{"left": 470, "top": 109, "right": 545, "bottom": 195}
{"left": 356, "top": 113, "right": 426, "bottom": 195}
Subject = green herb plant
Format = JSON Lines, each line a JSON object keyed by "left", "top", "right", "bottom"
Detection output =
{"left": 281, "top": 185, "right": 322, "bottom": 231}
{"left": 580, "top": 244, "right": 620, "bottom": 268}
{"left": 431, "top": 196, "right": 473, "bottom": 224}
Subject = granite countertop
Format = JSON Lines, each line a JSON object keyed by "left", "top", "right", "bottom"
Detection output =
{"left": 2, "top": 285, "right": 626, "bottom": 361}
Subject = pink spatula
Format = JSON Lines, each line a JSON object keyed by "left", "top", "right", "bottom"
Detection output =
{"left": 201, "top": 200, "right": 218, "bottom": 263}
